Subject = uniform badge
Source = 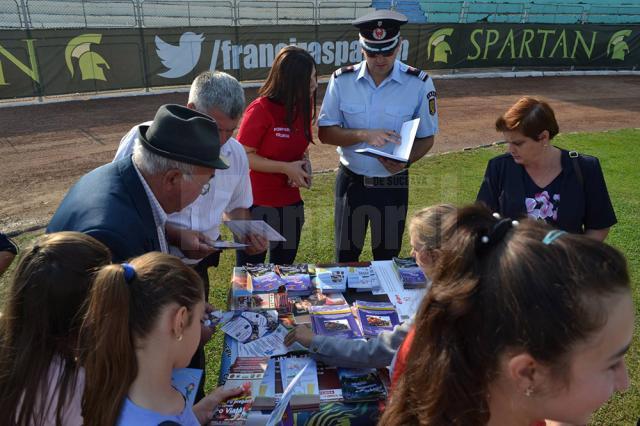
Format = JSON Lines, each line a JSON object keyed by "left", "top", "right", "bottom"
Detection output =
{"left": 373, "top": 27, "right": 386, "bottom": 40}
{"left": 429, "top": 97, "right": 436, "bottom": 116}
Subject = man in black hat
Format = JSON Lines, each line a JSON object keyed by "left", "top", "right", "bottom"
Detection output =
{"left": 47, "top": 104, "right": 228, "bottom": 263}
{"left": 318, "top": 10, "right": 439, "bottom": 262}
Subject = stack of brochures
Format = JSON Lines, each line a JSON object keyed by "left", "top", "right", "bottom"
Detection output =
{"left": 392, "top": 257, "right": 428, "bottom": 289}
{"left": 276, "top": 264, "right": 313, "bottom": 296}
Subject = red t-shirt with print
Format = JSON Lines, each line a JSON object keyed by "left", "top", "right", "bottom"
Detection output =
{"left": 237, "top": 97, "right": 310, "bottom": 207}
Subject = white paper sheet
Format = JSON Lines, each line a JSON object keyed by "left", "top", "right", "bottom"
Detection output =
{"left": 370, "top": 260, "right": 427, "bottom": 320}
{"left": 224, "top": 220, "right": 287, "bottom": 242}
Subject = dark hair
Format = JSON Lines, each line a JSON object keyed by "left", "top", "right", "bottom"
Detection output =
{"left": 495, "top": 96, "right": 559, "bottom": 141}
{"left": 259, "top": 46, "right": 317, "bottom": 142}
{"left": 0, "top": 232, "right": 111, "bottom": 426}
{"left": 381, "top": 204, "right": 630, "bottom": 425}
{"left": 80, "top": 252, "right": 204, "bottom": 426}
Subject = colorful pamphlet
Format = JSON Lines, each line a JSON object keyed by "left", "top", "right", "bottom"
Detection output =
{"left": 309, "top": 304, "right": 363, "bottom": 339}
{"left": 346, "top": 266, "right": 381, "bottom": 291}
{"left": 279, "top": 355, "right": 320, "bottom": 409}
{"left": 392, "top": 257, "right": 428, "bottom": 289}
{"left": 354, "top": 300, "right": 401, "bottom": 337}
{"left": 337, "top": 368, "right": 387, "bottom": 403}
{"left": 231, "top": 266, "right": 252, "bottom": 299}
{"left": 313, "top": 266, "right": 348, "bottom": 293}
{"left": 253, "top": 358, "right": 277, "bottom": 410}
{"left": 245, "top": 263, "right": 286, "bottom": 293}
{"left": 290, "top": 292, "right": 347, "bottom": 316}
{"left": 220, "top": 310, "right": 279, "bottom": 343}
{"left": 238, "top": 324, "right": 307, "bottom": 358}
{"left": 317, "top": 362, "right": 343, "bottom": 402}
{"left": 171, "top": 368, "right": 202, "bottom": 408}
{"left": 276, "top": 264, "right": 312, "bottom": 296}
{"left": 211, "top": 357, "right": 269, "bottom": 425}
{"left": 234, "top": 292, "right": 290, "bottom": 314}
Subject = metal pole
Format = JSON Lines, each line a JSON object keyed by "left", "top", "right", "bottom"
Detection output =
{"left": 82, "top": 0, "right": 87, "bottom": 27}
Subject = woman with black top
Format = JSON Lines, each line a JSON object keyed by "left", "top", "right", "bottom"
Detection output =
{"left": 477, "top": 96, "right": 616, "bottom": 241}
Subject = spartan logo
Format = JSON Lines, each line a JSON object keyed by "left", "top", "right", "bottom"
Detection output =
{"left": 607, "top": 30, "right": 632, "bottom": 61}
{"left": 65, "top": 34, "right": 110, "bottom": 81}
{"left": 428, "top": 28, "right": 454, "bottom": 64}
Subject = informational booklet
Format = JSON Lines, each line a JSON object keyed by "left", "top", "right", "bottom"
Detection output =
{"left": 346, "top": 266, "right": 381, "bottom": 291}
{"left": 238, "top": 324, "right": 307, "bottom": 358}
{"left": 279, "top": 355, "right": 320, "bottom": 409}
{"left": 354, "top": 118, "right": 420, "bottom": 163}
{"left": 290, "top": 292, "right": 347, "bottom": 316}
{"left": 233, "top": 292, "right": 290, "bottom": 313}
{"left": 225, "top": 220, "right": 286, "bottom": 242}
{"left": 245, "top": 263, "right": 286, "bottom": 293}
{"left": 254, "top": 358, "right": 277, "bottom": 410}
{"left": 276, "top": 264, "right": 312, "bottom": 296}
{"left": 392, "top": 257, "right": 428, "bottom": 289}
{"left": 265, "top": 359, "right": 313, "bottom": 426}
{"left": 171, "top": 368, "right": 202, "bottom": 408}
{"left": 310, "top": 304, "right": 363, "bottom": 339}
{"left": 337, "top": 368, "right": 387, "bottom": 402}
{"left": 313, "top": 266, "right": 348, "bottom": 293}
{"left": 354, "top": 300, "right": 401, "bottom": 337}
{"left": 211, "top": 357, "right": 269, "bottom": 425}
{"left": 220, "top": 310, "right": 279, "bottom": 343}
{"left": 317, "top": 363, "right": 343, "bottom": 402}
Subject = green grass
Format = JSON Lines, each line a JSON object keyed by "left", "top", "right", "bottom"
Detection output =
{"left": 2, "top": 128, "right": 639, "bottom": 424}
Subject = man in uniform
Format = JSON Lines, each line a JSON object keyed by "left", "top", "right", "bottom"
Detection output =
{"left": 318, "top": 10, "right": 438, "bottom": 262}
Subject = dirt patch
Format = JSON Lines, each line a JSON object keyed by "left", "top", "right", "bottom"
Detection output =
{"left": 1, "top": 75, "right": 639, "bottom": 234}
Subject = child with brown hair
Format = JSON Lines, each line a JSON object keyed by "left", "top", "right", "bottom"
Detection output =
{"left": 80, "top": 252, "right": 243, "bottom": 426}
{"left": 0, "top": 232, "right": 111, "bottom": 426}
{"left": 381, "top": 204, "right": 633, "bottom": 425}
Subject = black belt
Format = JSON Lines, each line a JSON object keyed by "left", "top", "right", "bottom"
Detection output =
{"left": 340, "top": 165, "right": 409, "bottom": 188}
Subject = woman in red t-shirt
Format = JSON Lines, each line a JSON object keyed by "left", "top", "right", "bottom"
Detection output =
{"left": 381, "top": 205, "right": 633, "bottom": 426}
{"left": 236, "top": 46, "right": 317, "bottom": 266}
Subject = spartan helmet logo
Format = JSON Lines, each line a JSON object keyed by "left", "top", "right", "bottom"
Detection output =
{"left": 428, "top": 28, "right": 454, "bottom": 64}
{"left": 607, "top": 30, "right": 632, "bottom": 61}
{"left": 65, "top": 34, "right": 110, "bottom": 81}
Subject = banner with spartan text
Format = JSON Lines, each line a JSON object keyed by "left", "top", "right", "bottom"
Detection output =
{"left": 0, "top": 23, "right": 638, "bottom": 99}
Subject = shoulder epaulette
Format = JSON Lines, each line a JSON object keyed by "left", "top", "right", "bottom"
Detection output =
{"left": 405, "top": 66, "right": 429, "bottom": 81}
{"left": 333, "top": 65, "right": 355, "bottom": 78}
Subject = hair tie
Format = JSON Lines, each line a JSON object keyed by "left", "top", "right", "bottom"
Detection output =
{"left": 477, "top": 218, "right": 519, "bottom": 254}
{"left": 121, "top": 263, "right": 136, "bottom": 283}
{"left": 542, "top": 229, "right": 567, "bottom": 245}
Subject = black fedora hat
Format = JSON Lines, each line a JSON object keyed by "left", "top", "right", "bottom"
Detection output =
{"left": 138, "top": 104, "right": 229, "bottom": 170}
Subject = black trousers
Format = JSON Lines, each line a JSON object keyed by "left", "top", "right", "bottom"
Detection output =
{"left": 334, "top": 165, "right": 409, "bottom": 262}
{"left": 188, "top": 251, "right": 220, "bottom": 403}
{"left": 235, "top": 201, "right": 305, "bottom": 266}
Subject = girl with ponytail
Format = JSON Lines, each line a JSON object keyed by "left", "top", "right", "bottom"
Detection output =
{"left": 0, "top": 232, "right": 111, "bottom": 426}
{"left": 81, "top": 252, "right": 242, "bottom": 425}
{"left": 381, "top": 204, "right": 633, "bottom": 426}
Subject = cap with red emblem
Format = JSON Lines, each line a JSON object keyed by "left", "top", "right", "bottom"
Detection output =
{"left": 352, "top": 9, "right": 408, "bottom": 54}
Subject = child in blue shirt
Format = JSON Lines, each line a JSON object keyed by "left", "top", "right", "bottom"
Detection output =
{"left": 81, "top": 252, "right": 244, "bottom": 426}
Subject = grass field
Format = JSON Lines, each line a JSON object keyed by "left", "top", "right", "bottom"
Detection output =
{"left": 2, "top": 128, "right": 638, "bottom": 424}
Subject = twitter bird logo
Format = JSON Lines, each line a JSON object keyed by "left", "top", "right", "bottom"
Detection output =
{"left": 155, "top": 32, "right": 205, "bottom": 78}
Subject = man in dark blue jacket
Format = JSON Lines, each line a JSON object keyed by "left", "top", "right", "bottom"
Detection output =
{"left": 47, "top": 104, "right": 228, "bottom": 262}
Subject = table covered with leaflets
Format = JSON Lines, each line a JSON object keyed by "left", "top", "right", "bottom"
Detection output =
{"left": 209, "top": 259, "right": 428, "bottom": 426}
